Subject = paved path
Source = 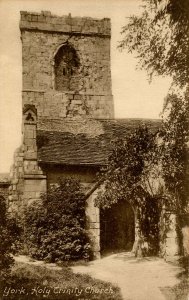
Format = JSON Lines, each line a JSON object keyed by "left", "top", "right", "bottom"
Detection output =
{"left": 72, "top": 252, "right": 185, "bottom": 300}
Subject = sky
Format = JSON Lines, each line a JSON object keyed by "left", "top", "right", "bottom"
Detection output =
{"left": 0, "top": 0, "right": 171, "bottom": 172}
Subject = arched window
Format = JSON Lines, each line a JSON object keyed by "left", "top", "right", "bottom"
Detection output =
{"left": 54, "top": 44, "right": 80, "bottom": 91}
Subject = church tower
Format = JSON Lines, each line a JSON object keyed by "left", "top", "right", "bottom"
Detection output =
{"left": 9, "top": 11, "right": 114, "bottom": 259}
{"left": 20, "top": 11, "right": 114, "bottom": 120}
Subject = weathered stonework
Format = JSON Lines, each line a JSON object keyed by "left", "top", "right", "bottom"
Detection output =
{"left": 86, "top": 188, "right": 100, "bottom": 259}
{"left": 18, "top": 11, "right": 115, "bottom": 257}
{"left": 164, "top": 213, "right": 180, "bottom": 262}
{"left": 22, "top": 91, "right": 114, "bottom": 121}
{"left": 20, "top": 11, "right": 114, "bottom": 121}
{"left": 8, "top": 11, "right": 116, "bottom": 258}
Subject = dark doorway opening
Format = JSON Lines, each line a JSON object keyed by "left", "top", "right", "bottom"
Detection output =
{"left": 100, "top": 201, "right": 135, "bottom": 255}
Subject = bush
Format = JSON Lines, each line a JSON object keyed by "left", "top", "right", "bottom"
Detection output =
{"left": 0, "top": 196, "right": 20, "bottom": 282}
{"left": 24, "top": 178, "right": 92, "bottom": 262}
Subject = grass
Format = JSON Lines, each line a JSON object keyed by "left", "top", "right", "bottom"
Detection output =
{"left": 160, "top": 277, "right": 189, "bottom": 300}
{"left": 160, "top": 264, "right": 189, "bottom": 300}
{"left": 0, "top": 262, "right": 123, "bottom": 300}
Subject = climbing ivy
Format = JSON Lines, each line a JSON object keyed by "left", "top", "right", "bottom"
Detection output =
{"left": 159, "top": 89, "right": 189, "bottom": 214}
{"left": 96, "top": 126, "right": 162, "bottom": 256}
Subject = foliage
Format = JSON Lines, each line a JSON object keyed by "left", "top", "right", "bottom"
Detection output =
{"left": 119, "top": 0, "right": 189, "bottom": 253}
{"left": 0, "top": 262, "right": 122, "bottom": 300}
{"left": 96, "top": 126, "right": 158, "bottom": 206}
{"left": 119, "top": 0, "right": 189, "bottom": 87}
{"left": 0, "top": 196, "right": 20, "bottom": 282}
{"left": 96, "top": 126, "right": 162, "bottom": 255}
{"left": 159, "top": 89, "right": 189, "bottom": 213}
{"left": 24, "top": 178, "right": 91, "bottom": 262}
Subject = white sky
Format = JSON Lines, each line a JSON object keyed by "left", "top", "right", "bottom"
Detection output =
{"left": 0, "top": 0, "right": 171, "bottom": 172}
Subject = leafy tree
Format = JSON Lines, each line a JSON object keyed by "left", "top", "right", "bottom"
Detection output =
{"left": 119, "top": 0, "right": 189, "bottom": 210}
{"left": 96, "top": 126, "right": 162, "bottom": 255}
{"left": 24, "top": 178, "right": 91, "bottom": 262}
{"left": 119, "top": 0, "right": 189, "bottom": 86}
{"left": 118, "top": 0, "right": 189, "bottom": 259}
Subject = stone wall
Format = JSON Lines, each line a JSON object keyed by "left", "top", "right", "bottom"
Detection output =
{"left": 86, "top": 188, "right": 100, "bottom": 259}
{"left": 8, "top": 105, "right": 47, "bottom": 217}
{"left": 43, "top": 164, "right": 98, "bottom": 187}
{"left": 20, "top": 11, "right": 114, "bottom": 120}
{"left": 8, "top": 146, "right": 25, "bottom": 216}
{"left": 8, "top": 144, "right": 45, "bottom": 217}
{"left": 22, "top": 90, "right": 114, "bottom": 120}
{"left": 164, "top": 214, "right": 180, "bottom": 262}
{"left": 20, "top": 11, "right": 111, "bottom": 36}
{"left": 159, "top": 210, "right": 182, "bottom": 263}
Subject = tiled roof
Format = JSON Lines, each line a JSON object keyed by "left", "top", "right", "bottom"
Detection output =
{"left": 37, "top": 119, "right": 161, "bottom": 166}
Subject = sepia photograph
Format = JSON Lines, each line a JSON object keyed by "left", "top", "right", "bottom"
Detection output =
{"left": 0, "top": 0, "right": 189, "bottom": 299}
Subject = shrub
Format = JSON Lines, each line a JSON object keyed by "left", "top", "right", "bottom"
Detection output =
{"left": 24, "top": 178, "right": 91, "bottom": 262}
{"left": 0, "top": 196, "right": 20, "bottom": 282}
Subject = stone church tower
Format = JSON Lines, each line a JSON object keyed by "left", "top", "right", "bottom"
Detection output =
{"left": 9, "top": 11, "right": 114, "bottom": 258}
{"left": 20, "top": 10, "right": 114, "bottom": 119}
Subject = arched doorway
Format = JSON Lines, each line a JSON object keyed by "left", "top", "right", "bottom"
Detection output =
{"left": 100, "top": 201, "right": 135, "bottom": 255}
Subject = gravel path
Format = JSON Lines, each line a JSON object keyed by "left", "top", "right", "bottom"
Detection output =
{"left": 72, "top": 252, "right": 185, "bottom": 300}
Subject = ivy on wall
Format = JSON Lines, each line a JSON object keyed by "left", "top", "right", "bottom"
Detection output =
{"left": 96, "top": 126, "right": 162, "bottom": 256}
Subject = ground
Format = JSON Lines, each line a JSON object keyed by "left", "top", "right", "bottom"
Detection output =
{"left": 72, "top": 252, "right": 189, "bottom": 300}
{"left": 13, "top": 253, "right": 189, "bottom": 300}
